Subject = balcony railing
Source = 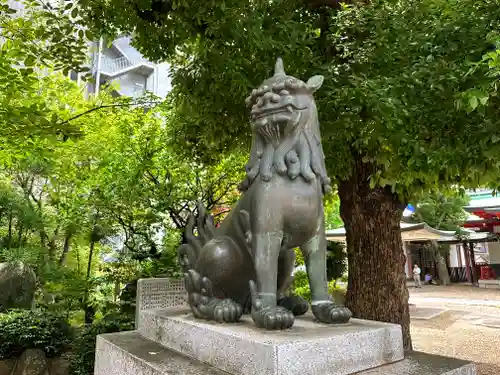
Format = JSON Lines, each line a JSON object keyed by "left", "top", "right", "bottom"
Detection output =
{"left": 99, "top": 55, "right": 151, "bottom": 75}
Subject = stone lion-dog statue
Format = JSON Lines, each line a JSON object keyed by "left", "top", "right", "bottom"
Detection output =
{"left": 177, "top": 58, "right": 352, "bottom": 330}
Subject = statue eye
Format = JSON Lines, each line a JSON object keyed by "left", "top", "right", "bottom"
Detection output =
{"left": 285, "top": 79, "right": 298, "bottom": 90}
{"left": 273, "top": 82, "right": 286, "bottom": 92}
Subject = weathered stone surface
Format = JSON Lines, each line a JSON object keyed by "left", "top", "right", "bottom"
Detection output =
{"left": 358, "top": 351, "right": 476, "bottom": 374}
{"left": 95, "top": 331, "right": 476, "bottom": 375}
{"left": 94, "top": 331, "right": 226, "bottom": 375}
{"left": 48, "top": 355, "right": 70, "bottom": 375}
{"left": 138, "top": 309, "right": 404, "bottom": 375}
{"left": 0, "top": 262, "right": 36, "bottom": 311}
{"left": 13, "top": 349, "right": 48, "bottom": 375}
{"left": 0, "top": 359, "right": 17, "bottom": 375}
{"left": 0, "top": 355, "right": 69, "bottom": 375}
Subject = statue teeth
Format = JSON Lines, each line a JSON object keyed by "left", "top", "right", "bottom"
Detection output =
{"left": 256, "top": 117, "right": 268, "bottom": 127}
{"left": 286, "top": 105, "right": 293, "bottom": 113}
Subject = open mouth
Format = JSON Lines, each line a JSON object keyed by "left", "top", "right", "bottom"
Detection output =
{"left": 252, "top": 104, "right": 304, "bottom": 120}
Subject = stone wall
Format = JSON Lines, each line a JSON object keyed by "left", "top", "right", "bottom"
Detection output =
{"left": 0, "top": 349, "right": 69, "bottom": 375}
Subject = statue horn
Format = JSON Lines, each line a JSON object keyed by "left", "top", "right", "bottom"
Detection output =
{"left": 274, "top": 57, "right": 285, "bottom": 76}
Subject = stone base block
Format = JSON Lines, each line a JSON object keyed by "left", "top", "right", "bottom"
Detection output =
{"left": 94, "top": 331, "right": 476, "bottom": 375}
{"left": 94, "top": 331, "right": 226, "bottom": 375}
{"left": 358, "top": 352, "right": 476, "bottom": 375}
{"left": 138, "top": 309, "right": 404, "bottom": 375}
{"left": 478, "top": 279, "right": 500, "bottom": 289}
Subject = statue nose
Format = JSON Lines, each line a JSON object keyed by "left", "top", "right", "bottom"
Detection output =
{"left": 260, "top": 92, "right": 281, "bottom": 106}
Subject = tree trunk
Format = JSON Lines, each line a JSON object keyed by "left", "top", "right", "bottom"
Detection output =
{"left": 17, "top": 224, "right": 23, "bottom": 247}
{"left": 59, "top": 234, "right": 73, "bottom": 266}
{"left": 7, "top": 212, "right": 13, "bottom": 248}
{"left": 469, "top": 244, "right": 478, "bottom": 285}
{"left": 83, "top": 239, "right": 96, "bottom": 324}
{"left": 39, "top": 230, "right": 47, "bottom": 249}
{"left": 114, "top": 281, "right": 121, "bottom": 302}
{"left": 338, "top": 159, "right": 412, "bottom": 351}
{"left": 430, "top": 241, "right": 451, "bottom": 285}
{"left": 463, "top": 242, "right": 472, "bottom": 283}
{"left": 48, "top": 229, "right": 58, "bottom": 262}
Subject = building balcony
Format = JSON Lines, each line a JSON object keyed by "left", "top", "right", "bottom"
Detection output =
{"left": 98, "top": 55, "right": 155, "bottom": 78}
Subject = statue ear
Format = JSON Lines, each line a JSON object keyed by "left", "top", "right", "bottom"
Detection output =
{"left": 307, "top": 75, "right": 324, "bottom": 93}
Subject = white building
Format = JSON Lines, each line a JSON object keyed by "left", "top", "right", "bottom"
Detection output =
{"left": 85, "top": 36, "right": 171, "bottom": 99}
{"left": 7, "top": 0, "right": 171, "bottom": 99}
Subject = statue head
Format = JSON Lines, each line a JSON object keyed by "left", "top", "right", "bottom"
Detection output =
{"left": 240, "top": 58, "right": 331, "bottom": 194}
{"left": 245, "top": 58, "right": 324, "bottom": 145}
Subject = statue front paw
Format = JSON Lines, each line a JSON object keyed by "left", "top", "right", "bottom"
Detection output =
{"left": 278, "top": 295, "right": 309, "bottom": 316}
{"left": 213, "top": 299, "right": 243, "bottom": 323}
{"left": 312, "top": 301, "right": 352, "bottom": 324}
{"left": 249, "top": 280, "right": 294, "bottom": 330}
{"left": 251, "top": 305, "right": 295, "bottom": 330}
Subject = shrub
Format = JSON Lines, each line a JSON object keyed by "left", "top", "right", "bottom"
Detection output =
{"left": 0, "top": 309, "right": 73, "bottom": 359}
{"left": 326, "top": 241, "right": 347, "bottom": 281}
{"left": 291, "top": 270, "right": 311, "bottom": 302}
{"left": 69, "top": 311, "right": 134, "bottom": 375}
{"left": 328, "top": 280, "right": 347, "bottom": 305}
{"left": 292, "top": 272, "right": 347, "bottom": 305}
{"left": 339, "top": 273, "right": 348, "bottom": 283}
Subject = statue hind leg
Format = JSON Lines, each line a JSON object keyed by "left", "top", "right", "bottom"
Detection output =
{"left": 184, "top": 269, "right": 243, "bottom": 323}
{"left": 301, "top": 217, "right": 351, "bottom": 324}
{"left": 277, "top": 248, "right": 309, "bottom": 316}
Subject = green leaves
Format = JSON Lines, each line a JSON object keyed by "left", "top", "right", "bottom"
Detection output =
{"left": 411, "top": 189, "right": 470, "bottom": 231}
{"left": 0, "top": 310, "right": 73, "bottom": 359}
{"left": 77, "top": 0, "right": 500, "bottom": 196}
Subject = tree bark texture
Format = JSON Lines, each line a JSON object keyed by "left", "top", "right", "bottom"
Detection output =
{"left": 338, "top": 158, "right": 412, "bottom": 350}
{"left": 430, "top": 241, "right": 451, "bottom": 285}
{"left": 463, "top": 242, "right": 472, "bottom": 283}
{"left": 469, "top": 244, "right": 478, "bottom": 285}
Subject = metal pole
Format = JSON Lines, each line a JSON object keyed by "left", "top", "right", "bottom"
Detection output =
{"left": 95, "top": 37, "right": 103, "bottom": 96}
{"left": 155, "top": 65, "right": 160, "bottom": 95}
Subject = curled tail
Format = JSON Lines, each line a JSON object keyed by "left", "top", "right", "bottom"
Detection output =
{"left": 177, "top": 201, "right": 245, "bottom": 322}
{"left": 177, "top": 202, "right": 217, "bottom": 273}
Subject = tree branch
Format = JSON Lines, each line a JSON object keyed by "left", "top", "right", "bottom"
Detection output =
{"left": 57, "top": 100, "right": 161, "bottom": 126}
{"left": 306, "top": 0, "right": 343, "bottom": 9}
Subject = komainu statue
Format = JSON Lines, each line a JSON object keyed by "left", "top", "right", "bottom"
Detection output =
{"left": 177, "top": 58, "right": 352, "bottom": 330}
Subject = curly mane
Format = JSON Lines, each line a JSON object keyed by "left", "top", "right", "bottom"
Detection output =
{"left": 239, "top": 99, "right": 332, "bottom": 195}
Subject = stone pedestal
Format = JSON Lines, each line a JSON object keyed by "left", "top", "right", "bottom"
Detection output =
{"left": 137, "top": 309, "right": 403, "bottom": 375}
{"left": 95, "top": 330, "right": 476, "bottom": 375}
{"left": 94, "top": 278, "right": 477, "bottom": 375}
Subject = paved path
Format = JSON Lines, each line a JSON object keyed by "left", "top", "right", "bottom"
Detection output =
{"left": 411, "top": 310, "right": 500, "bottom": 375}
{"left": 410, "top": 296, "right": 500, "bottom": 307}
{"left": 409, "top": 285, "right": 500, "bottom": 374}
{"left": 409, "top": 284, "right": 500, "bottom": 302}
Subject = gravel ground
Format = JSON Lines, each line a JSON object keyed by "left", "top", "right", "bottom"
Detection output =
{"left": 409, "top": 286, "right": 500, "bottom": 375}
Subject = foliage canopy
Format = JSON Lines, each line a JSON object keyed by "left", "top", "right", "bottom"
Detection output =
{"left": 74, "top": 0, "right": 500, "bottom": 199}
